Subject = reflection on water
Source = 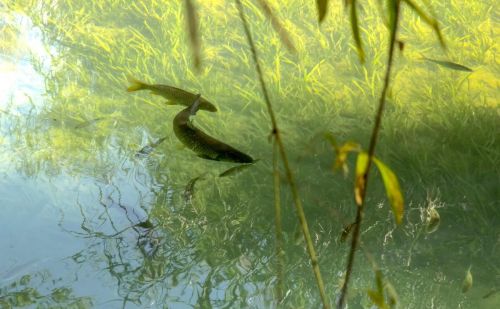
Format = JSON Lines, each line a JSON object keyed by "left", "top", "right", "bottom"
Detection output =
{"left": 1, "top": 1, "right": 499, "bottom": 308}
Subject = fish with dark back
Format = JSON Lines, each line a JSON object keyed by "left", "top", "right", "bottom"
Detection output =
{"left": 127, "top": 77, "right": 218, "bottom": 112}
{"left": 173, "top": 94, "right": 254, "bottom": 163}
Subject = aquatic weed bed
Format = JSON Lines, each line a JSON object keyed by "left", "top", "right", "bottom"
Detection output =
{"left": 0, "top": 0, "right": 498, "bottom": 308}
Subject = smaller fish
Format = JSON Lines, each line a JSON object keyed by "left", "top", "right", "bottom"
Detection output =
{"left": 74, "top": 117, "right": 106, "bottom": 129}
{"left": 462, "top": 266, "right": 473, "bottom": 293}
{"left": 136, "top": 136, "right": 168, "bottom": 157}
{"left": 421, "top": 57, "right": 473, "bottom": 72}
{"left": 425, "top": 207, "right": 440, "bottom": 234}
{"left": 127, "top": 77, "right": 217, "bottom": 112}
{"left": 482, "top": 288, "right": 500, "bottom": 299}
{"left": 134, "top": 219, "right": 154, "bottom": 230}
{"left": 218, "top": 160, "right": 259, "bottom": 177}
{"left": 183, "top": 174, "right": 206, "bottom": 203}
{"left": 340, "top": 221, "right": 357, "bottom": 243}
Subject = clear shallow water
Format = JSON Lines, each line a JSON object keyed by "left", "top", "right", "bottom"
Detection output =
{"left": 1, "top": 1, "right": 499, "bottom": 308}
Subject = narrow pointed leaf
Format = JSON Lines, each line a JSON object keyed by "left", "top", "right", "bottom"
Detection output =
{"left": 334, "top": 141, "right": 361, "bottom": 174}
{"left": 402, "top": 0, "right": 446, "bottom": 48}
{"left": 349, "top": 0, "right": 365, "bottom": 63}
{"left": 184, "top": 0, "right": 200, "bottom": 69}
{"left": 316, "top": 0, "right": 329, "bottom": 23}
{"left": 323, "top": 132, "right": 338, "bottom": 149}
{"left": 385, "top": 282, "right": 399, "bottom": 306}
{"left": 354, "top": 152, "right": 369, "bottom": 206}
{"left": 367, "top": 290, "right": 386, "bottom": 308}
{"left": 373, "top": 157, "right": 404, "bottom": 224}
{"left": 257, "top": 0, "right": 296, "bottom": 52}
{"left": 367, "top": 270, "right": 389, "bottom": 309}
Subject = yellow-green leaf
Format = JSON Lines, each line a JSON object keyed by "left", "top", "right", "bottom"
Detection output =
{"left": 256, "top": 0, "right": 296, "bottom": 52}
{"left": 375, "top": 269, "right": 384, "bottom": 295}
{"left": 367, "top": 290, "right": 387, "bottom": 308}
{"left": 354, "top": 152, "right": 369, "bottom": 206}
{"left": 349, "top": 0, "right": 365, "bottom": 63}
{"left": 316, "top": 0, "right": 329, "bottom": 23}
{"left": 373, "top": 157, "right": 404, "bottom": 224}
{"left": 334, "top": 141, "right": 361, "bottom": 175}
{"left": 402, "top": 0, "right": 446, "bottom": 48}
{"left": 385, "top": 282, "right": 399, "bottom": 307}
{"left": 184, "top": 0, "right": 201, "bottom": 69}
{"left": 368, "top": 270, "right": 389, "bottom": 309}
{"left": 462, "top": 266, "right": 473, "bottom": 293}
{"left": 323, "top": 132, "right": 338, "bottom": 149}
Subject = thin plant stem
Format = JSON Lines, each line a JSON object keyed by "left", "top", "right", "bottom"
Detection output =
{"left": 337, "top": 1, "right": 401, "bottom": 308}
{"left": 273, "top": 139, "right": 284, "bottom": 302}
{"left": 235, "top": 0, "right": 329, "bottom": 308}
{"left": 184, "top": 0, "right": 200, "bottom": 70}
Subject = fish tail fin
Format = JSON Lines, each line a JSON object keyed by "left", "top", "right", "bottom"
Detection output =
{"left": 189, "top": 94, "right": 202, "bottom": 116}
{"left": 127, "top": 76, "right": 148, "bottom": 92}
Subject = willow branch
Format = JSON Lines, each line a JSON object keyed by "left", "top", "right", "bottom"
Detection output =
{"left": 273, "top": 140, "right": 284, "bottom": 302}
{"left": 235, "top": 0, "right": 329, "bottom": 308}
{"left": 337, "top": 1, "right": 401, "bottom": 308}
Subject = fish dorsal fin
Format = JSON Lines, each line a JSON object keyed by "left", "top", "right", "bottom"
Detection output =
{"left": 189, "top": 94, "right": 202, "bottom": 116}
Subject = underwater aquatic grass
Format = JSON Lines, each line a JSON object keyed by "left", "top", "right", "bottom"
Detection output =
{"left": 1, "top": 0, "right": 498, "bottom": 307}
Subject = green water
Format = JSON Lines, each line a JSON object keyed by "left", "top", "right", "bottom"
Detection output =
{"left": 0, "top": 1, "right": 498, "bottom": 308}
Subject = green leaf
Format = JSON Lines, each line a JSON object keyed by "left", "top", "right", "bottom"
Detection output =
{"left": 184, "top": 0, "right": 201, "bottom": 69}
{"left": 354, "top": 152, "right": 369, "bottom": 206}
{"left": 367, "top": 270, "right": 389, "bottom": 309}
{"left": 367, "top": 290, "right": 387, "bottom": 308}
{"left": 372, "top": 157, "right": 404, "bottom": 224}
{"left": 349, "top": 0, "right": 365, "bottom": 63}
{"left": 402, "top": 0, "right": 446, "bottom": 48}
{"left": 316, "top": 0, "right": 328, "bottom": 23}
{"left": 462, "top": 266, "right": 473, "bottom": 293}
{"left": 333, "top": 141, "right": 361, "bottom": 175}
{"left": 385, "top": 282, "right": 399, "bottom": 307}
{"left": 323, "top": 132, "right": 338, "bottom": 149}
{"left": 323, "top": 133, "right": 360, "bottom": 175}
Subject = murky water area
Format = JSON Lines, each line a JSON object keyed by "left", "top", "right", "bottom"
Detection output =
{"left": 1, "top": 1, "right": 498, "bottom": 308}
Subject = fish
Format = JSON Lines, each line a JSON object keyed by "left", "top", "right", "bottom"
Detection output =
{"left": 173, "top": 94, "right": 254, "bottom": 163}
{"left": 462, "top": 266, "right": 473, "bottom": 293}
{"left": 183, "top": 174, "right": 205, "bottom": 203}
{"left": 74, "top": 117, "right": 106, "bottom": 129}
{"left": 339, "top": 221, "right": 357, "bottom": 243}
{"left": 482, "top": 288, "right": 500, "bottom": 299}
{"left": 218, "top": 160, "right": 259, "bottom": 177}
{"left": 134, "top": 219, "right": 154, "bottom": 229}
{"left": 127, "top": 76, "right": 217, "bottom": 112}
{"left": 421, "top": 57, "right": 473, "bottom": 72}
{"left": 135, "top": 136, "right": 168, "bottom": 157}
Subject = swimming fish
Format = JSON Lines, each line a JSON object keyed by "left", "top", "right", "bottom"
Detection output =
{"left": 421, "top": 57, "right": 473, "bottom": 72}
{"left": 218, "top": 160, "right": 258, "bottom": 177}
{"left": 127, "top": 77, "right": 217, "bottom": 112}
{"left": 482, "top": 287, "right": 500, "bottom": 299}
{"left": 339, "top": 221, "right": 357, "bottom": 243}
{"left": 173, "top": 94, "right": 254, "bottom": 163}
{"left": 135, "top": 136, "right": 168, "bottom": 157}
{"left": 74, "top": 117, "right": 106, "bottom": 129}
{"left": 183, "top": 174, "right": 205, "bottom": 203}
